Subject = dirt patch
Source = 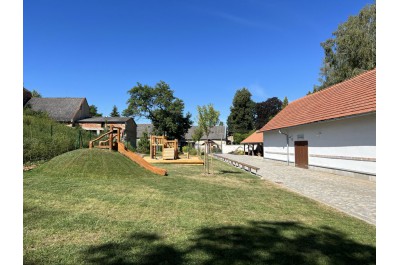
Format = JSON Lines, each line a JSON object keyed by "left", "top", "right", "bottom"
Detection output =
{"left": 24, "top": 165, "right": 37, "bottom": 171}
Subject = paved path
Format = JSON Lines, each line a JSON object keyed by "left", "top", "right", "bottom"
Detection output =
{"left": 216, "top": 154, "right": 376, "bottom": 225}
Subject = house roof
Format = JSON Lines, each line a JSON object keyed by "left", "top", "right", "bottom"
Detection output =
{"left": 260, "top": 69, "right": 376, "bottom": 132}
{"left": 77, "top": 117, "right": 132, "bottom": 123}
{"left": 241, "top": 131, "right": 263, "bottom": 144}
{"left": 184, "top": 126, "right": 225, "bottom": 140}
{"left": 26, "top": 97, "right": 88, "bottom": 122}
{"left": 137, "top": 124, "right": 154, "bottom": 138}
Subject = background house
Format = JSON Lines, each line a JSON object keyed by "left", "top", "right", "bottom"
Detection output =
{"left": 184, "top": 125, "right": 226, "bottom": 150}
{"left": 136, "top": 124, "right": 226, "bottom": 151}
{"left": 260, "top": 69, "right": 376, "bottom": 180}
{"left": 23, "top": 88, "right": 32, "bottom": 106}
{"left": 77, "top": 117, "right": 137, "bottom": 148}
{"left": 136, "top": 124, "right": 154, "bottom": 146}
{"left": 25, "top": 97, "right": 90, "bottom": 125}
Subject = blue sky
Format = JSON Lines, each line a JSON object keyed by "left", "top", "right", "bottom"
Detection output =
{"left": 23, "top": 0, "right": 374, "bottom": 124}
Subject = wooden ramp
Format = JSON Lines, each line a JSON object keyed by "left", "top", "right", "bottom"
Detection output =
{"left": 117, "top": 142, "right": 167, "bottom": 176}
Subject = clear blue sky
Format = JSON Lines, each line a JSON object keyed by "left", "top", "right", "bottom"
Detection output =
{"left": 23, "top": 0, "right": 374, "bottom": 125}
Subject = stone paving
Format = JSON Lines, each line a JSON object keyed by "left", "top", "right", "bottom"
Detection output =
{"left": 216, "top": 154, "right": 376, "bottom": 225}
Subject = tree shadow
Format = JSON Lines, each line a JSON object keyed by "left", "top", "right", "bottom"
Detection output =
{"left": 83, "top": 232, "right": 183, "bottom": 265}
{"left": 187, "top": 221, "right": 375, "bottom": 265}
{"left": 82, "top": 222, "right": 375, "bottom": 265}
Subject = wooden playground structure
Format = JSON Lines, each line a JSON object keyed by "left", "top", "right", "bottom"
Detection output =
{"left": 88, "top": 126, "right": 203, "bottom": 174}
{"left": 89, "top": 125, "right": 168, "bottom": 176}
{"left": 147, "top": 135, "right": 203, "bottom": 165}
{"left": 150, "top": 135, "right": 178, "bottom": 160}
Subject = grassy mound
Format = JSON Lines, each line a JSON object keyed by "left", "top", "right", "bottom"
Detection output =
{"left": 37, "top": 148, "right": 155, "bottom": 178}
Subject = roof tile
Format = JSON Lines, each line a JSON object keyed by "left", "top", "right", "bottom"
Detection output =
{"left": 260, "top": 69, "right": 376, "bottom": 132}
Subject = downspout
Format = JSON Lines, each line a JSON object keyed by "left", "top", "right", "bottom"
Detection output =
{"left": 279, "top": 129, "right": 290, "bottom": 165}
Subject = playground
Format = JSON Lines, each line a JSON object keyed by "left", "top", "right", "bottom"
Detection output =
{"left": 88, "top": 125, "right": 204, "bottom": 175}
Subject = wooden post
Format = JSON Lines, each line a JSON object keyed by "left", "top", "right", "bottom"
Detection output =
{"left": 109, "top": 125, "right": 113, "bottom": 150}
{"left": 150, "top": 135, "right": 153, "bottom": 159}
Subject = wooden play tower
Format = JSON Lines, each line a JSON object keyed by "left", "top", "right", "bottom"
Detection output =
{"left": 150, "top": 135, "right": 178, "bottom": 160}
{"left": 88, "top": 125, "right": 167, "bottom": 176}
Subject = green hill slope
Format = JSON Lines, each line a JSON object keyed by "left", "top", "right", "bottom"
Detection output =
{"left": 36, "top": 148, "right": 156, "bottom": 178}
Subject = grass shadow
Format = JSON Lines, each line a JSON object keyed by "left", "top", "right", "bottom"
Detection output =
{"left": 82, "top": 221, "right": 375, "bottom": 265}
{"left": 188, "top": 221, "right": 375, "bottom": 265}
{"left": 83, "top": 232, "right": 183, "bottom": 265}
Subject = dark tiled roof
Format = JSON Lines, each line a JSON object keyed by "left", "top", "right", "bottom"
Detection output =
{"left": 78, "top": 117, "right": 132, "bottom": 123}
{"left": 241, "top": 131, "right": 263, "bottom": 144}
{"left": 260, "top": 69, "right": 376, "bottom": 132}
{"left": 185, "top": 126, "right": 225, "bottom": 140}
{"left": 26, "top": 97, "right": 88, "bottom": 122}
{"left": 137, "top": 124, "right": 154, "bottom": 138}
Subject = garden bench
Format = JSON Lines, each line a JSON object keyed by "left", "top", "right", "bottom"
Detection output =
{"left": 214, "top": 154, "right": 260, "bottom": 175}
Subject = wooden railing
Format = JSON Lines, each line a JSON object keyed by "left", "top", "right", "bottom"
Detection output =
{"left": 89, "top": 126, "right": 120, "bottom": 150}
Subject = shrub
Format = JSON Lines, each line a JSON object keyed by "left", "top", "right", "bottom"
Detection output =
{"left": 137, "top": 131, "right": 150, "bottom": 154}
{"left": 189, "top": 148, "right": 197, "bottom": 156}
{"left": 182, "top": 146, "right": 189, "bottom": 153}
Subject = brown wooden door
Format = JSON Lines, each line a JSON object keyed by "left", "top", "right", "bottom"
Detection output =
{"left": 295, "top": 141, "right": 308, "bottom": 169}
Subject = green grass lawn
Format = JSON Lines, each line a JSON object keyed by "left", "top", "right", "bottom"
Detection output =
{"left": 24, "top": 149, "right": 376, "bottom": 265}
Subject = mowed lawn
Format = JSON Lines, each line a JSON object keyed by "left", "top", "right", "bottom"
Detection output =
{"left": 24, "top": 149, "right": 376, "bottom": 265}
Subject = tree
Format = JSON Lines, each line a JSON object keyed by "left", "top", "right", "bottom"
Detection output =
{"left": 123, "top": 81, "right": 192, "bottom": 140}
{"left": 137, "top": 130, "right": 150, "bottom": 154}
{"left": 197, "top": 104, "right": 220, "bottom": 174}
{"left": 227, "top": 88, "right": 255, "bottom": 136}
{"left": 110, "top": 105, "right": 120, "bottom": 117}
{"left": 314, "top": 3, "right": 376, "bottom": 92}
{"left": 282, "top": 96, "right": 289, "bottom": 109}
{"left": 191, "top": 127, "right": 204, "bottom": 156}
{"left": 233, "top": 130, "right": 255, "bottom": 145}
{"left": 255, "top": 97, "right": 283, "bottom": 129}
{"left": 31, "top": 90, "right": 42, "bottom": 98}
{"left": 89, "top": 105, "right": 102, "bottom": 117}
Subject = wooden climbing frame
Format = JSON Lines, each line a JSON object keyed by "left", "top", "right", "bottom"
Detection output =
{"left": 150, "top": 135, "right": 178, "bottom": 160}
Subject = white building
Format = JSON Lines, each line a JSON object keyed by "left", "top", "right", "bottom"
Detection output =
{"left": 259, "top": 69, "right": 376, "bottom": 181}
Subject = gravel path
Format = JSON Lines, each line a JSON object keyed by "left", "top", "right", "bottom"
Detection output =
{"left": 216, "top": 154, "right": 376, "bottom": 225}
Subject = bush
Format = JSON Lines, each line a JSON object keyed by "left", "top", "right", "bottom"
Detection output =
{"left": 189, "top": 148, "right": 197, "bottom": 156}
{"left": 23, "top": 108, "right": 92, "bottom": 163}
{"left": 182, "top": 146, "right": 189, "bottom": 153}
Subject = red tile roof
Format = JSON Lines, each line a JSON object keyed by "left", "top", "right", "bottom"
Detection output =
{"left": 241, "top": 130, "right": 263, "bottom": 144}
{"left": 260, "top": 69, "right": 376, "bottom": 132}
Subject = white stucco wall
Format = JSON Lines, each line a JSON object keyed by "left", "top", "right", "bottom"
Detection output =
{"left": 263, "top": 113, "right": 376, "bottom": 175}
{"left": 222, "top": 144, "right": 244, "bottom": 154}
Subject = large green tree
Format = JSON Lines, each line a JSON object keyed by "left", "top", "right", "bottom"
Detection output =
{"left": 255, "top": 97, "right": 283, "bottom": 129}
{"left": 227, "top": 88, "right": 255, "bottom": 135}
{"left": 123, "top": 81, "right": 192, "bottom": 140}
{"left": 314, "top": 3, "right": 376, "bottom": 91}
